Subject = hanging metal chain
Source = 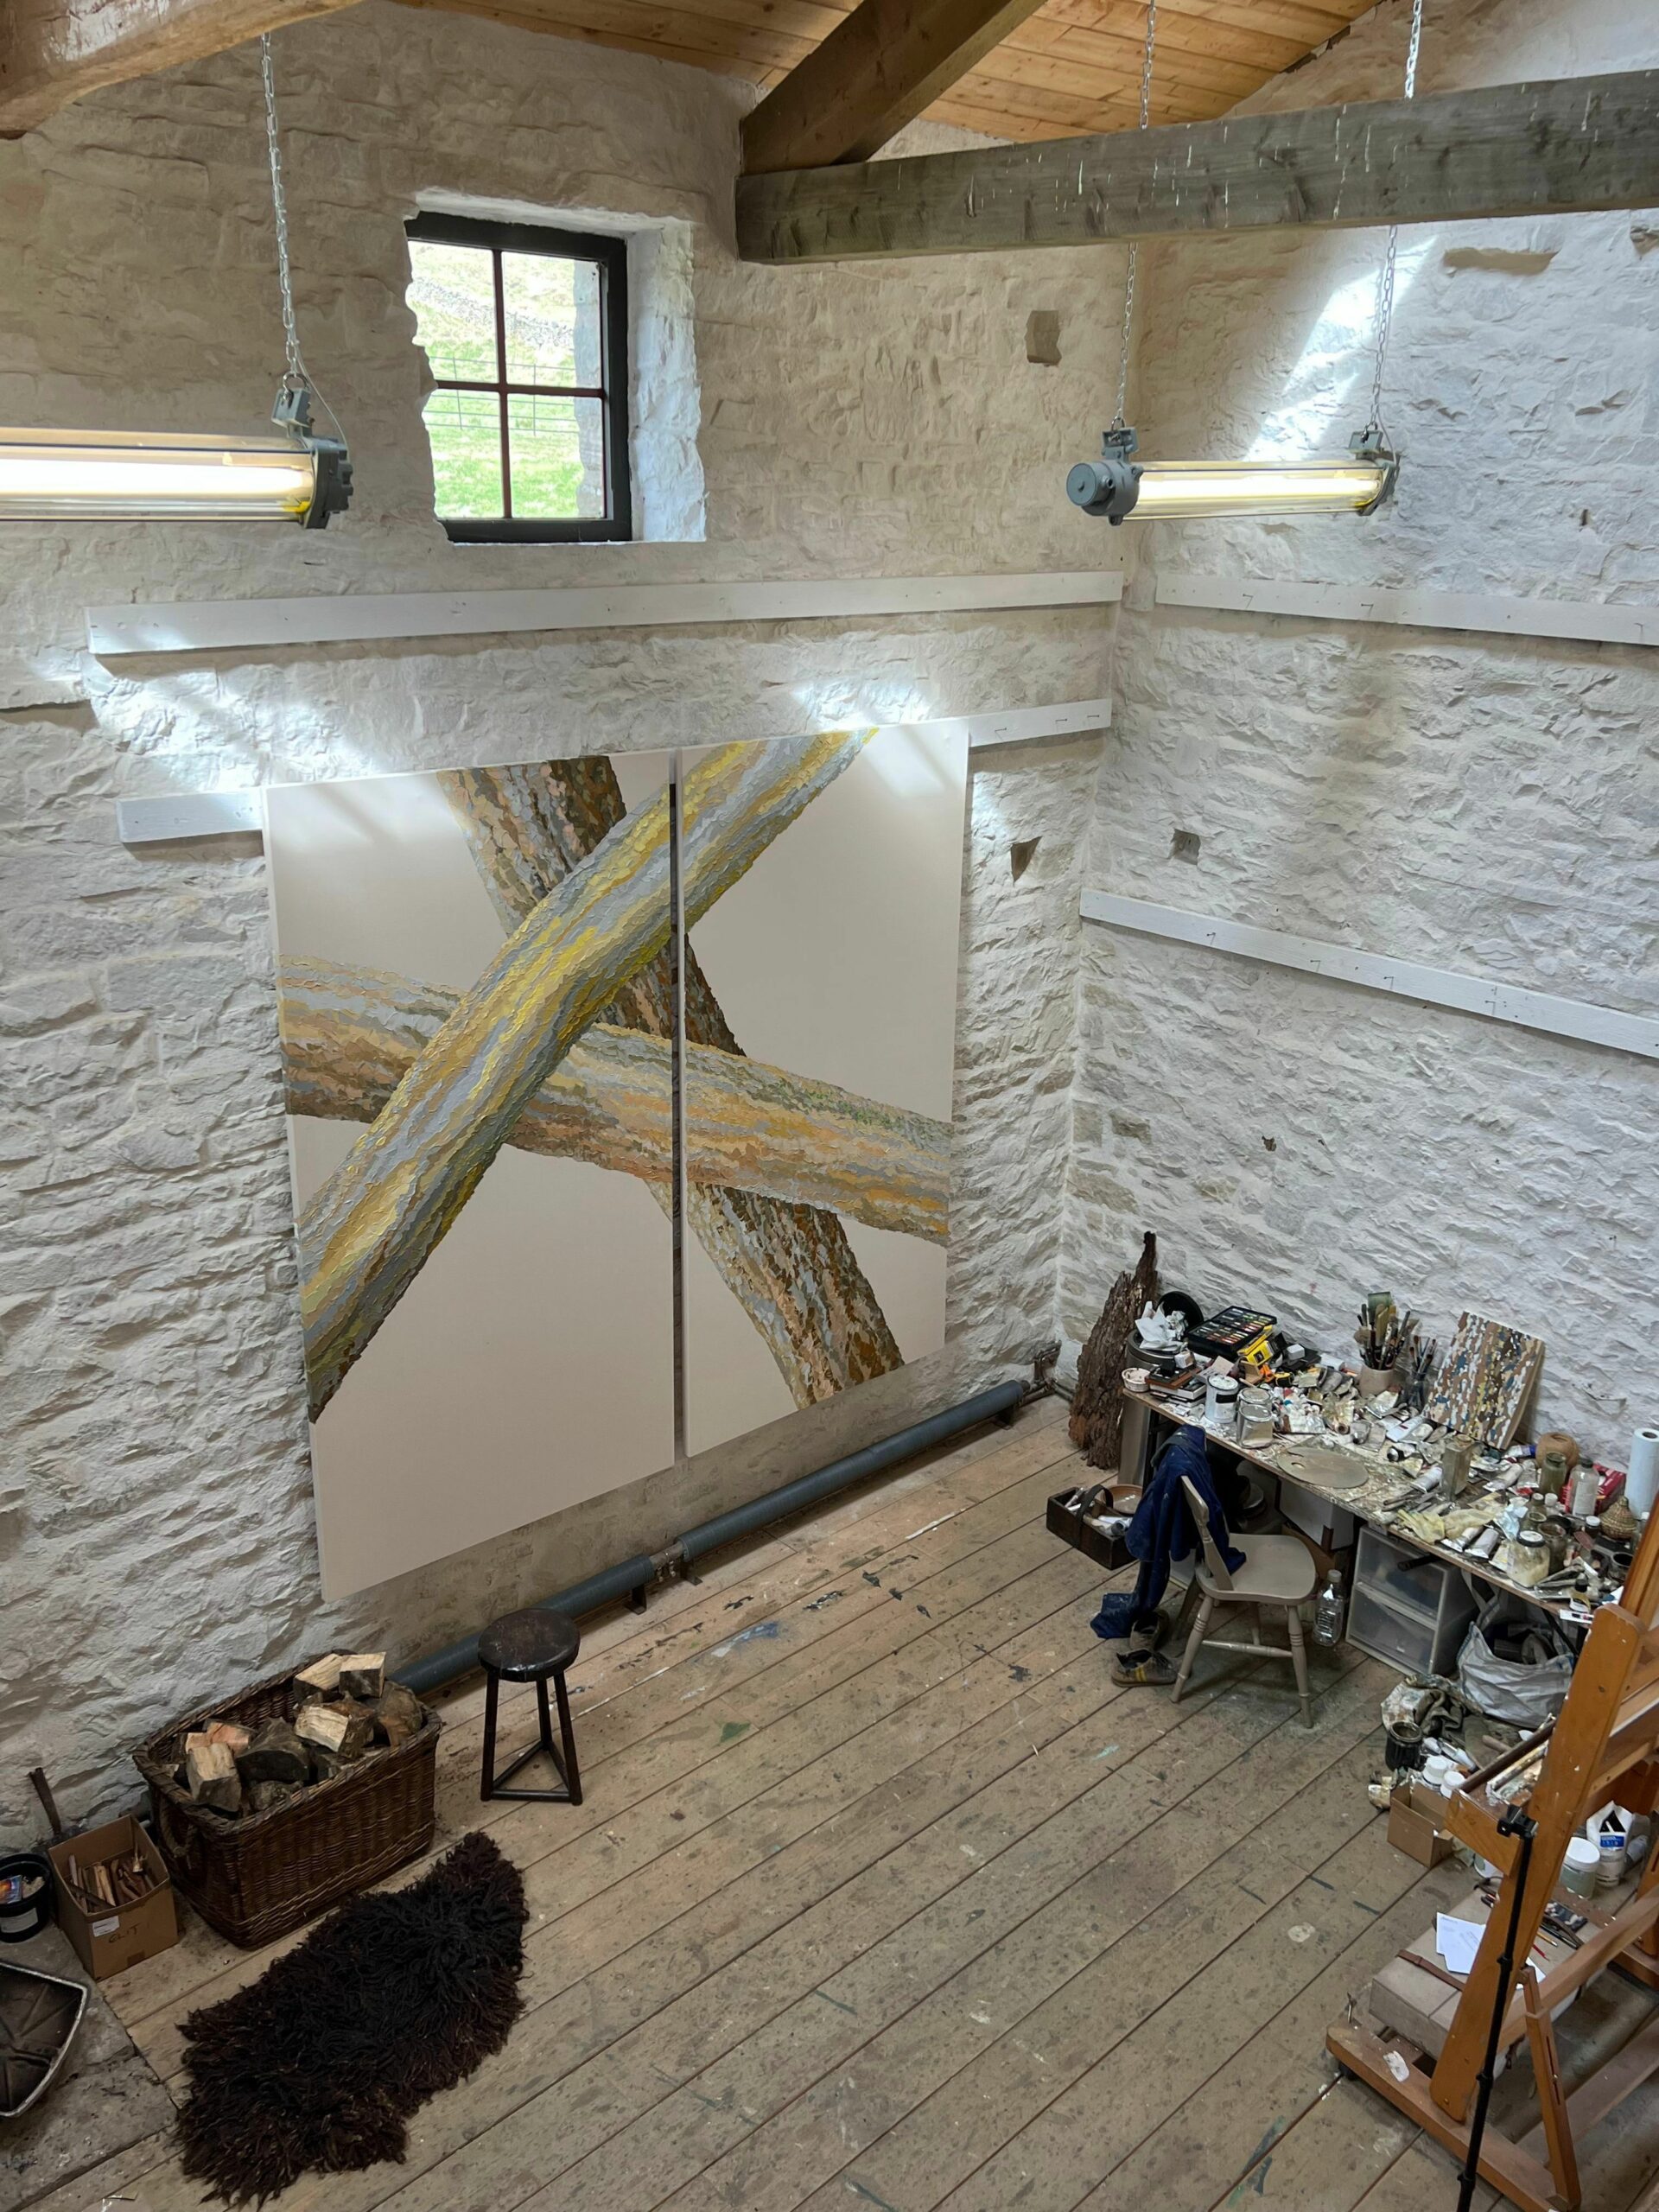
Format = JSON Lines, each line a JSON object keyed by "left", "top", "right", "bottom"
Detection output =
{"left": 259, "top": 34, "right": 309, "bottom": 395}
{"left": 1110, "top": 0, "right": 1159, "bottom": 431}
{"left": 1364, "top": 0, "right": 1426, "bottom": 441}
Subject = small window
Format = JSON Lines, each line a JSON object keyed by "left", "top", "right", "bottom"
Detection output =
{"left": 407, "top": 212, "right": 632, "bottom": 543}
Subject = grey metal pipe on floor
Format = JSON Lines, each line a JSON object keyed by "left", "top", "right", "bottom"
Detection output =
{"left": 396, "top": 1376, "right": 1028, "bottom": 1696}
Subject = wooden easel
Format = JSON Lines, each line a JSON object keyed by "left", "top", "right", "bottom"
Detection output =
{"left": 1330, "top": 1504, "right": 1659, "bottom": 2210}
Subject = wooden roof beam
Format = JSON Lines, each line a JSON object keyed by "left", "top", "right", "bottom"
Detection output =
{"left": 0, "top": 0, "right": 355, "bottom": 137}
{"left": 739, "top": 0, "right": 1056, "bottom": 176}
{"left": 737, "top": 67, "right": 1659, "bottom": 259}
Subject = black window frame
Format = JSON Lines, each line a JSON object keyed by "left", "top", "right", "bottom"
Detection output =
{"left": 407, "top": 210, "right": 632, "bottom": 544}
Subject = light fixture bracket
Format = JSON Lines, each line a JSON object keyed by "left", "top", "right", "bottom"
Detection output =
{"left": 270, "top": 378, "right": 353, "bottom": 530}
{"left": 1065, "top": 425, "right": 1145, "bottom": 525}
{"left": 1348, "top": 427, "right": 1401, "bottom": 512}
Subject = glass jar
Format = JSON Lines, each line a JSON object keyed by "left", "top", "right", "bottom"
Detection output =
{"left": 1505, "top": 1530, "right": 1549, "bottom": 1587}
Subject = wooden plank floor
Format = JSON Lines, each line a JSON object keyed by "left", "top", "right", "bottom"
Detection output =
{"left": 42, "top": 1399, "right": 1659, "bottom": 2212}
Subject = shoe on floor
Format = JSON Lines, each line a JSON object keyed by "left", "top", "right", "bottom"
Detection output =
{"left": 1111, "top": 1647, "right": 1177, "bottom": 1688}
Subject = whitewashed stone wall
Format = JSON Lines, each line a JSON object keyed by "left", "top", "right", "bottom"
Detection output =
{"left": 1063, "top": 0, "right": 1659, "bottom": 1465}
{"left": 0, "top": 3, "right": 1127, "bottom": 1840}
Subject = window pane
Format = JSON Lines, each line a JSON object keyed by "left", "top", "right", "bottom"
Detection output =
{"left": 423, "top": 388, "right": 504, "bottom": 517}
{"left": 408, "top": 238, "right": 499, "bottom": 384}
{"left": 502, "top": 251, "right": 603, "bottom": 391}
{"left": 508, "top": 392, "right": 607, "bottom": 519}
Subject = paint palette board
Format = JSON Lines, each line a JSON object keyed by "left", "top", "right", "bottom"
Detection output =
{"left": 1425, "top": 1312, "right": 1546, "bottom": 1452}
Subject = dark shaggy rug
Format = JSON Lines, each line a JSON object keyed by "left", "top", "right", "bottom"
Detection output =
{"left": 176, "top": 1832, "right": 527, "bottom": 2205}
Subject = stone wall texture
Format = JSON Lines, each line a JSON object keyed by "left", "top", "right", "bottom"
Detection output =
{"left": 1061, "top": 0, "right": 1659, "bottom": 1466}
{"left": 0, "top": 3, "right": 1127, "bottom": 1840}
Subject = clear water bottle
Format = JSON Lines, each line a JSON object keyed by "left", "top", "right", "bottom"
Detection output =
{"left": 1313, "top": 1569, "right": 1345, "bottom": 1648}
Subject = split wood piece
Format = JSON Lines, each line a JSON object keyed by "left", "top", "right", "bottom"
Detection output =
{"left": 1069, "top": 1229, "right": 1158, "bottom": 1471}
{"left": 280, "top": 958, "right": 949, "bottom": 1243}
{"left": 293, "top": 1653, "right": 345, "bottom": 1700}
{"left": 438, "top": 753, "right": 903, "bottom": 1408}
{"left": 300, "top": 734, "right": 874, "bottom": 1418}
{"left": 236, "top": 1719, "right": 310, "bottom": 1786}
{"left": 201, "top": 1720, "right": 251, "bottom": 1758}
{"left": 293, "top": 1700, "right": 372, "bottom": 1763}
{"left": 374, "top": 1683, "right": 423, "bottom": 1749}
{"left": 338, "top": 1653, "right": 385, "bottom": 1700}
{"left": 735, "top": 67, "right": 1659, "bottom": 264}
{"left": 182, "top": 1734, "right": 243, "bottom": 1815}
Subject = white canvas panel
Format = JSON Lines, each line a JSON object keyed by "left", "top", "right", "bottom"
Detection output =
{"left": 266, "top": 755, "right": 675, "bottom": 1599}
{"left": 682, "top": 727, "right": 967, "bottom": 1455}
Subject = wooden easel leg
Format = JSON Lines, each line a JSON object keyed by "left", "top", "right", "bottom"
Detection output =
{"left": 1522, "top": 1965, "right": 1580, "bottom": 2209}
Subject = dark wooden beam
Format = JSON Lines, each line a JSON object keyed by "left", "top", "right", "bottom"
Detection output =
{"left": 740, "top": 0, "right": 1054, "bottom": 177}
{"left": 737, "top": 67, "right": 1659, "bottom": 261}
{"left": 0, "top": 0, "right": 354, "bottom": 136}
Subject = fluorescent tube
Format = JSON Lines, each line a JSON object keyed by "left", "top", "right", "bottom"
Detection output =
{"left": 0, "top": 426, "right": 351, "bottom": 526}
{"left": 1067, "top": 435, "right": 1395, "bottom": 525}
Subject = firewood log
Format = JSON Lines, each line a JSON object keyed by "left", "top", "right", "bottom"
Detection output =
{"left": 338, "top": 1653, "right": 385, "bottom": 1700}
{"left": 204, "top": 1719, "right": 252, "bottom": 1758}
{"left": 246, "top": 1777, "right": 302, "bottom": 1815}
{"left": 237, "top": 1719, "right": 310, "bottom": 1786}
{"left": 295, "top": 1700, "right": 372, "bottom": 1762}
{"left": 373, "top": 1683, "right": 423, "bottom": 1748}
{"left": 293, "top": 1654, "right": 346, "bottom": 1701}
{"left": 183, "top": 1732, "right": 244, "bottom": 1815}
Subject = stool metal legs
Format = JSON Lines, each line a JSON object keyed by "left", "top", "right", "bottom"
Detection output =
{"left": 480, "top": 1667, "right": 583, "bottom": 1804}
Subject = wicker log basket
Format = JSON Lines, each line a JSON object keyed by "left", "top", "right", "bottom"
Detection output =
{"left": 134, "top": 1657, "right": 440, "bottom": 1948}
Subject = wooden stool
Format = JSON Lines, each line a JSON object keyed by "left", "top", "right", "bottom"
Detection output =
{"left": 478, "top": 1608, "right": 582, "bottom": 1805}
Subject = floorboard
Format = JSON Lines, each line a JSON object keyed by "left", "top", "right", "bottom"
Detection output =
{"left": 54, "top": 1402, "right": 1659, "bottom": 2212}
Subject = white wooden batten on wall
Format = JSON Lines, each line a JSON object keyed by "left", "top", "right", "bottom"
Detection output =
{"left": 1154, "top": 575, "right": 1659, "bottom": 652}
{"left": 1080, "top": 891, "right": 1659, "bottom": 1064}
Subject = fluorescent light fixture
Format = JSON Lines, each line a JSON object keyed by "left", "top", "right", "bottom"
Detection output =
{"left": 0, "top": 423, "right": 352, "bottom": 526}
{"left": 1067, "top": 428, "right": 1395, "bottom": 525}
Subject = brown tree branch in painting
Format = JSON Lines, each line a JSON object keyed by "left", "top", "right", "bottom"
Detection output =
{"left": 281, "top": 956, "right": 950, "bottom": 1243}
{"left": 300, "top": 733, "right": 873, "bottom": 1421}
{"left": 440, "top": 757, "right": 907, "bottom": 1406}
{"left": 1069, "top": 1230, "right": 1160, "bottom": 1472}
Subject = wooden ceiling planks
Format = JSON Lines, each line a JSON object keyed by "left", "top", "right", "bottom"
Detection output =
{"left": 398, "top": 0, "right": 1382, "bottom": 140}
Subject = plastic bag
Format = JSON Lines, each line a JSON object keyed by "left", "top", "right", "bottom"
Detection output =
{"left": 1456, "top": 1596, "right": 1574, "bottom": 1727}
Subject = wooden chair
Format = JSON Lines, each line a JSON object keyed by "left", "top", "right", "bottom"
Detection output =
{"left": 1173, "top": 1473, "right": 1316, "bottom": 1727}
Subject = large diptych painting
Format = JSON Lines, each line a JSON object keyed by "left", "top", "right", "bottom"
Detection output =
{"left": 265, "top": 731, "right": 967, "bottom": 1599}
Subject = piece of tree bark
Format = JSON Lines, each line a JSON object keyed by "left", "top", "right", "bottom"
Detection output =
{"left": 237, "top": 1719, "right": 310, "bottom": 1786}
{"left": 281, "top": 958, "right": 949, "bottom": 1245}
{"left": 1070, "top": 1230, "right": 1160, "bottom": 1472}
{"left": 440, "top": 755, "right": 906, "bottom": 1408}
{"left": 183, "top": 1734, "right": 243, "bottom": 1815}
{"left": 300, "top": 734, "right": 874, "bottom": 1419}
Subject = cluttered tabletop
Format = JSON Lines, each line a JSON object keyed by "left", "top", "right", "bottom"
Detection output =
{"left": 1113, "top": 1288, "right": 1654, "bottom": 1636}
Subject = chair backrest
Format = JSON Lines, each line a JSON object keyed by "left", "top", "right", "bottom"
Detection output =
{"left": 1180, "top": 1473, "right": 1235, "bottom": 1592}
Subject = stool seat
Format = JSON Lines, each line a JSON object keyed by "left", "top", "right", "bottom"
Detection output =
{"left": 478, "top": 1607, "right": 580, "bottom": 1681}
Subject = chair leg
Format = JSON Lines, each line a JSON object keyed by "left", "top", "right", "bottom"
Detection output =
{"left": 480, "top": 1669, "right": 501, "bottom": 1802}
{"left": 1287, "top": 1599, "right": 1313, "bottom": 1729}
{"left": 554, "top": 1669, "right": 582, "bottom": 1807}
{"left": 1173, "top": 1594, "right": 1214, "bottom": 1704}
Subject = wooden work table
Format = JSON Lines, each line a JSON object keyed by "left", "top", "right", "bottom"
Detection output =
{"left": 1120, "top": 1384, "right": 1584, "bottom": 1629}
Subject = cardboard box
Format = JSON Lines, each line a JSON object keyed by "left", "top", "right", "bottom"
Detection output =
{"left": 48, "top": 1815, "right": 178, "bottom": 1980}
{"left": 1388, "top": 1780, "right": 1455, "bottom": 1868}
